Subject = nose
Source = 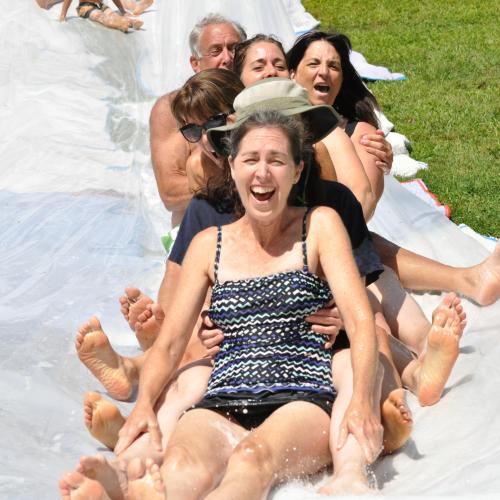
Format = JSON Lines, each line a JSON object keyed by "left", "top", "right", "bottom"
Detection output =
{"left": 317, "top": 61, "right": 329, "bottom": 77}
{"left": 219, "top": 47, "right": 233, "bottom": 68}
{"left": 264, "top": 62, "right": 278, "bottom": 78}
{"left": 255, "top": 160, "right": 271, "bottom": 179}
{"left": 198, "top": 130, "right": 211, "bottom": 150}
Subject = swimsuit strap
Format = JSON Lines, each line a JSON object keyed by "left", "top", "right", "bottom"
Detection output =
{"left": 302, "top": 208, "right": 311, "bottom": 272}
{"left": 214, "top": 225, "right": 222, "bottom": 283}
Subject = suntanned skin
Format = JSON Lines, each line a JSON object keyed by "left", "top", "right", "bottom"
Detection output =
{"left": 110, "top": 127, "right": 382, "bottom": 493}
{"left": 149, "top": 92, "right": 192, "bottom": 227}
{"left": 59, "top": 0, "right": 143, "bottom": 32}
{"left": 150, "top": 22, "right": 242, "bottom": 227}
{"left": 36, "top": 0, "right": 63, "bottom": 9}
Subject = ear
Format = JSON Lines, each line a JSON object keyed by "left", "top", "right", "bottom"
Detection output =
{"left": 190, "top": 55, "right": 200, "bottom": 73}
{"left": 289, "top": 69, "right": 296, "bottom": 80}
{"left": 293, "top": 160, "right": 304, "bottom": 184}
{"left": 226, "top": 113, "right": 236, "bottom": 124}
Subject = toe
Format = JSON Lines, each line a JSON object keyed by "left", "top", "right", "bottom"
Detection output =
{"left": 88, "top": 316, "right": 102, "bottom": 331}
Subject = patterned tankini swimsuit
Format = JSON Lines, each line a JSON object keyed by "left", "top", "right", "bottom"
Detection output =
{"left": 193, "top": 210, "right": 337, "bottom": 429}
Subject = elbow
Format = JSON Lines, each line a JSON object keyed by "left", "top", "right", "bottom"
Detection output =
{"left": 356, "top": 189, "right": 377, "bottom": 222}
{"left": 162, "top": 192, "right": 179, "bottom": 212}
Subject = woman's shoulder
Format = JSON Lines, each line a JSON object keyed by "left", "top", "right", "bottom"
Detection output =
{"left": 189, "top": 225, "right": 219, "bottom": 252}
{"left": 308, "top": 205, "right": 343, "bottom": 228}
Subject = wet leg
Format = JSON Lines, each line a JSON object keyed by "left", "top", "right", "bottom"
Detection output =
{"left": 127, "top": 409, "right": 246, "bottom": 499}
{"left": 89, "top": 9, "right": 132, "bottom": 33}
{"left": 206, "top": 402, "right": 330, "bottom": 500}
{"left": 319, "top": 349, "right": 383, "bottom": 495}
{"left": 374, "top": 233, "right": 500, "bottom": 306}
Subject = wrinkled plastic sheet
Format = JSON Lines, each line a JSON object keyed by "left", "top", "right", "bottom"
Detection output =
{"left": 1, "top": 2, "right": 499, "bottom": 498}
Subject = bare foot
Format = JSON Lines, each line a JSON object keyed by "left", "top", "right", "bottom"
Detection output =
{"left": 76, "top": 316, "right": 136, "bottom": 401}
{"left": 119, "top": 287, "right": 153, "bottom": 333}
{"left": 59, "top": 470, "right": 112, "bottom": 499}
{"left": 417, "top": 293, "right": 467, "bottom": 406}
{"left": 381, "top": 389, "right": 413, "bottom": 454}
{"left": 473, "top": 242, "right": 500, "bottom": 306}
{"left": 135, "top": 302, "right": 164, "bottom": 350}
{"left": 77, "top": 454, "right": 127, "bottom": 500}
{"left": 127, "top": 458, "right": 165, "bottom": 499}
{"left": 318, "top": 469, "right": 374, "bottom": 496}
{"left": 128, "top": 0, "right": 153, "bottom": 16}
{"left": 125, "top": 15, "right": 144, "bottom": 30}
{"left": 84, "top": 392, "right": 125, "bottom": 450}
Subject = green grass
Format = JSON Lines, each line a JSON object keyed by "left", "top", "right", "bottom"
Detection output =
{"left": 303, "top": 0, "right": 499, "bottom": 236}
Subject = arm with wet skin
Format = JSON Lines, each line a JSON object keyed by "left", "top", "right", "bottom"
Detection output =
{"left": 312, "top": 207, "right": 382, "bottom": 463}
{"left": 114, "top": 229, "right": 215, "bottom": 454}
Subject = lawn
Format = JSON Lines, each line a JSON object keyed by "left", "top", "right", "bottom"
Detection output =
{"left": 303, "top": 0, "right": 499, "bottom": 236}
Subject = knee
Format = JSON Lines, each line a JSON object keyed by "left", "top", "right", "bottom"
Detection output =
{"left": 228, "top": 437, "right": 275, "bottom": 484}
{"left": 161, "top": 444, "right": 213, "bottom": 490}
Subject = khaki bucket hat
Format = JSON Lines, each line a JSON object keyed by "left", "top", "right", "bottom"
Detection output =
{"left": 207, "top": 77, "right": 341, "bottom": 155}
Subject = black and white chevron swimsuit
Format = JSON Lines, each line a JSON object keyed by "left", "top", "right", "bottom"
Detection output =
{"left": 193, "top": 209, "right": 337, "bottom": 429}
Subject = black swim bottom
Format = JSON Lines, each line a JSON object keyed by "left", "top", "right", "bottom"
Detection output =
{"left": 191, "top": 390, "right": 336, "bottom": 430}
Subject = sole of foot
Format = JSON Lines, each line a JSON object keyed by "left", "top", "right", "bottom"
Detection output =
{"left": 418, "top": 293, "right": 466, "bottom": 406}
{"left": 131, "top": 0, "right": 154, "bottom": 16}
{"left": 84, "top": 392, "right": 125, "bottom": 450}
{"left": 76, "top": 316, "right": 133, "bottom": 401}
{"left": 59, "top": 470, "right": 112, "bottom": 500}
{"left": 382, "top": 388, "right": 413, "bottom": 454}
{"left": 120, "top": 287, "right": 153, "bottom": 332}
{"left": 77, "top": 454, "right": 126, "bottom": 500}
{"left": 135, "top": 302, "right": 164, "bottom": 350}
{"left": 127, "top": 458, "right": 165, "bottom": 500}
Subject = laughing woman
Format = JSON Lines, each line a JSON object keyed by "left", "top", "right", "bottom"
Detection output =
{"left": 113, "top": 110, "right": 383, "bottom": 499}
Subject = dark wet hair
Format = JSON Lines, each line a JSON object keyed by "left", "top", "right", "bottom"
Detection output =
{"left": 201, "top": 110, "right": 324, "bottom": 216}
{"left": 232, "top": 34, "right": 287, "bottom": 78}
{"left": 287, "top": 31, "right": 379, "bottom": 127}
{"left": 171, "top": 68, "right": 244, "bottom": 124}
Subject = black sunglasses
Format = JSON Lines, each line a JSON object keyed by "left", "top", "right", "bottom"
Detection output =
{"left": 179, "top": 112, "right": 230, "bottom": 143}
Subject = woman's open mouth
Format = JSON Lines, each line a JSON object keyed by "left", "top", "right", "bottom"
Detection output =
{"left": 250, "top": 186, "right": 275, "bottom": 202}
{"left": 313, "top": 83, "right": 330, "bottom": 96}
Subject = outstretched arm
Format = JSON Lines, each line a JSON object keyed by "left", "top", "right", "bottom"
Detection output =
{"left": 59, "top": 0, "right": 72, "bottom": 21}
{"left": 115, "top": 229, "right": 215, "bottom": 454}
{"left": 313, "top": 207, "right": 382, "bottom": 462}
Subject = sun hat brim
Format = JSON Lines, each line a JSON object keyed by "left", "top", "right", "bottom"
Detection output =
{"left": 207, "top": 99, "right": 341, "bottom": 156}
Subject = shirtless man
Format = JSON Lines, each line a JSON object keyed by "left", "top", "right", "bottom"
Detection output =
{"left": 150, "top": 13, "right": 246, "bottom": 228}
